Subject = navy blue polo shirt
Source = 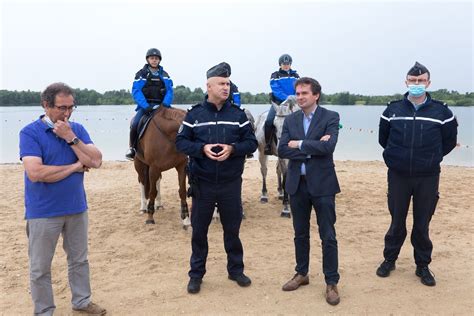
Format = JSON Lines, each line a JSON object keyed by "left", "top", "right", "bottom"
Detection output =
{"left": 19, "top": 116, "right": 93, "bottom": 219}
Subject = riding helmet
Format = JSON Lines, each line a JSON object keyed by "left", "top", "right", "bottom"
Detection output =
{"left": 146, "top": 48, "right": 162, "bottom": 60}
{"left": 278, "top": 54, "right": 292, "bottom": 65}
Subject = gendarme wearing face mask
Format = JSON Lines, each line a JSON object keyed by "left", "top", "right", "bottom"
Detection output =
{"left": 377, "top": 61, "right": 458, "bottom": 288}
{"left": 406, "top": 61, "right": 431, "bottom": 107}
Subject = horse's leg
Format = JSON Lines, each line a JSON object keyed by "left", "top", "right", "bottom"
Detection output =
{"left": 134, "top": 159, "right": 149, "bottom": 213}
{"left": 155, "top": 176, "right": 164, "bottom": 210}
{"left": 146, "top": 166, "right": 161, "bottom": 224}
{"left": 176, "top": 163, "right": 190, "bottom": 229}
{"left": 259, "top": 148, "right": 269, "bottom": 203}
{"left": 277, "top": 159, "right": 284, "bottom": 200}
{"left": 280, "top": 189, "right": 291, "bottom": 218}
{"left": 139, "top": 183, "right": 147, "bottom": 213}
{"left": 280, "top": 164, "right": 291, "bottom": 218}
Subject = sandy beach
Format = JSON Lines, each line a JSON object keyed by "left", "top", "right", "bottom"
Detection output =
{"left": 1, "top": 160, "right": 472, "bottom": 315}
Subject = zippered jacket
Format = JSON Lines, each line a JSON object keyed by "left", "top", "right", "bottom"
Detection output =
{"left": 270, "top": 69, "right": 299, "bottom": 104}
{"left": 132, "top": 64, "right": 174, "bottom": 110}
{"left": 176, "top": 99, "right": 258, "bottom": 183}
{"left": 379, "top": 92, "right": 458, "bottom": 176}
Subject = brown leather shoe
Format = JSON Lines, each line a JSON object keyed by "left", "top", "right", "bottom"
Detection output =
{"left": 73, "top": 302, "right": 107, "bottom": 315}
{"left": 282, "top": 273, "right": 309, "bottom": 291}
{"left": 326, "top": 284, "right": 340, "bottom": 305}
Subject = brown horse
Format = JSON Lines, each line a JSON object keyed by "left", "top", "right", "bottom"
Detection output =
{"left": 133, "top": 106, "right": 190, "bottom": 227}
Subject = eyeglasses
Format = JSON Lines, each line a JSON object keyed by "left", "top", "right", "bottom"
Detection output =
{"left": 54, "top": 105, "right": 77, "bottom": 112}
{"left": 406, "top": 78, "right": 429, "bottom": 84}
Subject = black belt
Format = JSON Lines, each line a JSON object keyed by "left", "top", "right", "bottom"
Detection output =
{"left": 300, "top": 175, "right": 306, "bottom": 181}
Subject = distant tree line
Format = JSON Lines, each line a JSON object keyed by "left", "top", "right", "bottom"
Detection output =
{"left": 0, "top": 87, "right": 472, "bottom": 106}
{"left": 321, "top": 90, "right": 473, "bottom": 106}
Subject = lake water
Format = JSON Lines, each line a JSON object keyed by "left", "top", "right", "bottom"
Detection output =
{"left": 1, "top": 105, "right": 472, "bottom": 166}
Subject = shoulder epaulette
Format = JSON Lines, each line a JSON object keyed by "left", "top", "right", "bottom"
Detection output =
{"left": 431, "top": 99, "right": 448, "bottom": 106}
{"left": 231, "top": 103, "right": 245, "bottom": 111}
{"left": 134, "top": 70, "right": 143, "bottom": 80}
{"left": 161, "top": 69, "right": 170, "bottom": 78}
{"left": 187, "top": 103, "right": 202, "bottom": 112}
{"left": 135, "top": 66, "right": 148, "bottom": 79}
{"left": 387, "top": 99, "right": 402, "bottom": 105}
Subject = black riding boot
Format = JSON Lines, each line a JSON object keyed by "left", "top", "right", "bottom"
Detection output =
{"left": 125, "top": 125, "right": 138, "bottom": 160}
{"left": 264, "top": 124, "right": 274, "bottom": 155}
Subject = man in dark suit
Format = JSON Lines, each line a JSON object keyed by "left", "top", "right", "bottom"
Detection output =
{"left": 278, "top": 77, "right": 341, "bottom": 305}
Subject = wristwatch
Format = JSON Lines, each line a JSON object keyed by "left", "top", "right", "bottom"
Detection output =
{"left": 67, "top": 137, "right": 80, "bottom": 146}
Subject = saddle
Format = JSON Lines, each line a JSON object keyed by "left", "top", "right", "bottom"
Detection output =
{"left": 137, "top": 109, "right": 157, "bottom": 140}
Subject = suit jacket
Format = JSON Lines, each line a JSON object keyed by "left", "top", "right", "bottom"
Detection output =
{"left": 278, "top": 106, "right": 341, "bottom": 197}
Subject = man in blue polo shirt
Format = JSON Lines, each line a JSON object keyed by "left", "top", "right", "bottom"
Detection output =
{"left": 19, "top": 82, "right": 106, "bottom": 315}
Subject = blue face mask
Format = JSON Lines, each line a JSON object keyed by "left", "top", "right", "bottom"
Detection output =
{"left": 408, "top": 84, "right": 426, "bottom": 97}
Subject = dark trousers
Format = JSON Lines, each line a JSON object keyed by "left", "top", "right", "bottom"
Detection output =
{"left": 129, "top": 108, "right": 146, "bottom": 148}
{"left": 189, "top": 177, "right": 244, "bottom": 279}
{"left": 264, "top": 105, "right": 276, "bottom": 127}
{"left": 383, "top": 169, "right": 440, "bottom": 267}
{"left": 289, "top": 177, "right": 340, "bottom": 285}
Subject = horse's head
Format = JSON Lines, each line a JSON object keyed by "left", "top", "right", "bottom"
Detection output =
{"left": 273, "top": 95, "right": 297, "bottom": 139}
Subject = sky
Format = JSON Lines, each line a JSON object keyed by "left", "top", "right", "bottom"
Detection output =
{"left": 1, "top": 0, "right": 473, "bottom": 95}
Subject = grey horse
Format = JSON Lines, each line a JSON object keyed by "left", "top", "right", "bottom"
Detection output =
{"left": 255, "top": 96, "right": 297, "bottom": 217}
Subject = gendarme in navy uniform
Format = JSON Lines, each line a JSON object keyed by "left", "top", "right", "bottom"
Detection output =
{"left": 376, "top": 62, "right": 458, "bottom": 286}
{"left": 176, "top": 62, "right": 258, "bottom": 294}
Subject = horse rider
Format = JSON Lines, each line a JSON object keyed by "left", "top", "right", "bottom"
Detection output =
{"left": 176, "top": 62, "right": 258, "bottom": 294}
{"left": 264, "top": 53, "right": 300, "bottom": 155}
{"left": 125, "top": 48, "right": 174, "bottom": 160}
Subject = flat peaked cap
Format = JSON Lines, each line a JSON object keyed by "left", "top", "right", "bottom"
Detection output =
{"left": 407, "top": 61, "right": 430, "bottom": 76}
{"left": 207, "top": 62, "right": 231, "bottom": 79}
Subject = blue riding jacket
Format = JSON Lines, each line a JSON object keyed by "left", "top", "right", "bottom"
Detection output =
{"left": 230, "top": 81, "right": 241, "bottom": 106}
{"left": 132, "top": 64, "right": 174, "bottom": 111}
{"left": 270, "top": 69, "right": 299, "bottom": 104}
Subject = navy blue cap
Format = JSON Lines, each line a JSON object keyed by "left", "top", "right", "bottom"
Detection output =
{"left": 207, "top": 62, "right": 231, "bottom": 79}
{"left": 407, "top": 61, "right": 430, "bottom": 76}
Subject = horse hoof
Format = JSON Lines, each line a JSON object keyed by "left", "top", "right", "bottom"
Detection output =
{"left": 182, "top": 217, "right": 191, "bottom": 227}
{"left": 260, "top": 197, "right": 268, "bottom": 203}
{"left": 280, "top": 212, "right": 291, "bottom": 218}
{"left": 145, "top": 219, "right": 155, "bottom": 224}
{"left": 140, "top": 209, "right": 146, "bottom": 214}
{"left": 156, "top": 205, "right": 164, "bottom": 211}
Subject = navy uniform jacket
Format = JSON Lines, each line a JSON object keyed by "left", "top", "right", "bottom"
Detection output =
{"left": 379, "top": 92, "right": 458, "bottom": 176}
{"left": 278, "top": 106, "right": 341, "bottom": 197}
{"left": 176, "top": 99, "right": 258, "bottom": 183}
